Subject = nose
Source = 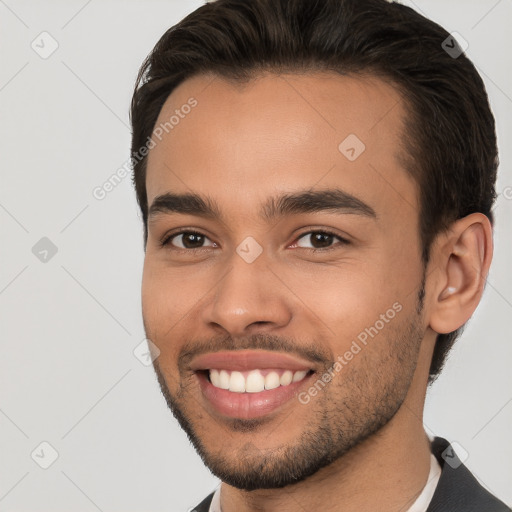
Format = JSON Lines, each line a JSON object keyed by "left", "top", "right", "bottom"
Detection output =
{"left": 201, "top": 253, "right": 293, "bottom": 337}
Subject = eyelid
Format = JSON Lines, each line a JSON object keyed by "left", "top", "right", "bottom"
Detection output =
{"left": 291, "top": 229, "right": 351, "bottom": 249}
{"left": 160, "top": 229, "right": 216, "bottom": 249}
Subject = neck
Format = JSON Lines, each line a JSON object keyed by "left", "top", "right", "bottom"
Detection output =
{"left": 220, "top": 340, "right": 435, "bottom": 512}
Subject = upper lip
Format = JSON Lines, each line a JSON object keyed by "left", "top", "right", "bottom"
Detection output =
{"left": 189, "top": 350, "right": 316, "bottom": 372}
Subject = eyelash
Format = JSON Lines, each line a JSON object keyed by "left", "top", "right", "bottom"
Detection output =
{"left": 159, "top": 229, "right": 350, "bottom": 253}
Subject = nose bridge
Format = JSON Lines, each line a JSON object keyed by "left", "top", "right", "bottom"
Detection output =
{"left": 203, "top": 246, "right": 291, "bottom": 335}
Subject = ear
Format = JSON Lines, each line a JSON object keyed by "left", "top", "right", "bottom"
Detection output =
{"left": 429, "top": 213, "right": 493, "bottom": 334}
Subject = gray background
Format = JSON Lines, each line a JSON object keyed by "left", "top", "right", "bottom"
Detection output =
{"left": 0, "top": 0, "right": 510, "bottom": 510}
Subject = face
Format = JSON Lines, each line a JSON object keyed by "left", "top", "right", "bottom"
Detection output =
{"left": 142, "top": 72, "right": 428, "bottom": 490}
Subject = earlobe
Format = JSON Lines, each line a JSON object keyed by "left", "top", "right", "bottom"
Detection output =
{"left": 429, "top": 213, "right": 493, "bottom": 335}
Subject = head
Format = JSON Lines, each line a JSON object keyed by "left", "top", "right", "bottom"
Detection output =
{"left": 130, "top": 0, "right": 497, "bottom": 491}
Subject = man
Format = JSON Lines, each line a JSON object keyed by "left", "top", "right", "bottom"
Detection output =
{"left": 129, "top": 0, "right": 510, "bottom": 510}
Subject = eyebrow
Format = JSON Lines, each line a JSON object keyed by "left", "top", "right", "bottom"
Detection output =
{"left": 148, "top": 188, "right": 377, "bottom": 223}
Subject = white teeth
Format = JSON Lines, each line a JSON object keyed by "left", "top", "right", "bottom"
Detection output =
{"left": 280, "top": 370, "right": 293, "bottom": 386}
{"left": 208, "top": 369, "right": 310, "bottom": 392}
{"left": 229, "top": 371, "right": 246, "bottom": 393}
{"left": 292, "top": 370, "right": 308, "bottom": 382}
{"left": 264, "top": 371, "right": 281, "bottom": 390}
{"left": 219, "top": 369, "right": 230, "bottom": 389}
{"left": 246, "top": 370, "right": 265, "bottom": 393}
{"left": 210, "top": 369, "right": 221, "bottom": 388}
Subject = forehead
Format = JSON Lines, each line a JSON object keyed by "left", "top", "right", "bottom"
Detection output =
{"left": 145, "top": 71, "right": 418, "bottom": 222}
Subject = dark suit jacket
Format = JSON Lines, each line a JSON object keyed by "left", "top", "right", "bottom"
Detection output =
{"left": 191, "top": 437, "right": 510, "bottom": 511}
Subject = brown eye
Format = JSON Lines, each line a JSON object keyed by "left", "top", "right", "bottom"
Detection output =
{"left": 295, "top": 231, "right": 349, "bottom": 250}
{"left": 163, "top": 231, "right": 215, "bottom": 249}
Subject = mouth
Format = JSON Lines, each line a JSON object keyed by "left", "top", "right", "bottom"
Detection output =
{"left": 190, "top": 350, "right": 317, "bottom": 420}
{"left": 195, "top": 369, "right": 315, "bottom": 420}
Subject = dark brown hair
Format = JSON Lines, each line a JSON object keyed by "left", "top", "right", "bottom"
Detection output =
{"left": 130, "top": 0, "right": 498, "bottom": 381}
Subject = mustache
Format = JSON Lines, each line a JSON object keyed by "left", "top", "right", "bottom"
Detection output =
{"left": 178, "top": 332, "right": 331, "bottom": 372}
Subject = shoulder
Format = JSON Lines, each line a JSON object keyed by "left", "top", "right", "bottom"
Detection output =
{"left": 427, "top": 437, "right": 510, "bottom": 512}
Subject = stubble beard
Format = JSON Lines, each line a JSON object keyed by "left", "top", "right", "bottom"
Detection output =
{"left": 150, "top": 300, "right": 425, "bottom": 491}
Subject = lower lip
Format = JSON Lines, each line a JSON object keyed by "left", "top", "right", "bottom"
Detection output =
{"left": 196, "top": 371, "right": 314, "bottom": 420}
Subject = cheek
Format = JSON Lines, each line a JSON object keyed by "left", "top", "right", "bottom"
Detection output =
{"left": 142, "top": 258, "right": 196, "bottom": 317}
{"left": 141, "top": 261, "right": 185, "bottom": 347}
{"left": 141, "top": 258, "right": 213, "bottom": 358}
{"left": 280, "top": 254, "right": 417, "bottom": 349}
{"left": 141, "top": 260, "right": 161, "bottom": 328}
{"left": 141, "top": 271, "right": 181, "bottom": 376}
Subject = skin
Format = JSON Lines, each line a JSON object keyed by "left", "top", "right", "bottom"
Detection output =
{"left": 141, "top": 72, "right": 493, "bottom": 512}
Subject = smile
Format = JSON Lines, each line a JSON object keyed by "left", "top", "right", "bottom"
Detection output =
{"left": 208, "top": 368, "right": 310, "bottom": 393}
